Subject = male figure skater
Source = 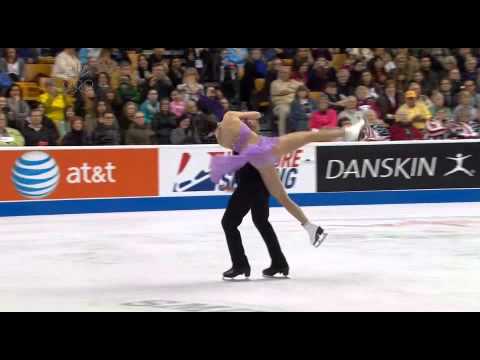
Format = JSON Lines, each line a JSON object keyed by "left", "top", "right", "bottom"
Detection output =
{"left": 221, "top": 120, "right": 289, "bottom": 280}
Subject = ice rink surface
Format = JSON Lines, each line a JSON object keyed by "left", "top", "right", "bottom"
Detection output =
{"left": 1, "top": 202, "right": 479, "bottom": 312}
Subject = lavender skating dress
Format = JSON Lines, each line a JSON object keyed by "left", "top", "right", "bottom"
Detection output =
{"left": 210, "top": 122, "right": 279, "bottom": 184}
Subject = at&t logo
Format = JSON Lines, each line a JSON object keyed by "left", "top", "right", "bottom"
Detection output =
{"left": 11, "top": 151, "right": 60, "bottom": 199}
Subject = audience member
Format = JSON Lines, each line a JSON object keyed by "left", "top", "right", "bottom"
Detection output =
{"left": 152, "top": 98, "right": 178, "bottom": 144}
{"left": 308, "top": 93, "right": 338, "bottom": 130}
{"left": 62, "top": 117, "right": 92, "bottom": 146}
{"left": 271, "top": 66, "right": 302, "bottom": 135}
{"left": 0, "top": 112, "right": 24, "bottom": 146}
{"left": 288, "top": 86, "right": 318, "bottom": 132}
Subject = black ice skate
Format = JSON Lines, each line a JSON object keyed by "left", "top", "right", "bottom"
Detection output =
{"left": 222, "top": 265, "right": 251, "bottom": 281}
{"left": 263, "top": 263, "right": 290, "bottom": 279}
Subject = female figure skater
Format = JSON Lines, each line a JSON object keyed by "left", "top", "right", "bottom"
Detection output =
{"left": 221, "top": 118, "right": 289, "bottom": 280}
{"left": 211, "top": 111, "right": 365, "bottom": 249}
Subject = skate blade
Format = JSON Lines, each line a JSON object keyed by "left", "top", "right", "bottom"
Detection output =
{"left": 262, "top": 275, "right": 290, "bottom": 280}
{"left": 222, "top": 276, "right": 250, "bottom": 282}
{"left": 313, "top": 232, "right": 328, "bottom": 248}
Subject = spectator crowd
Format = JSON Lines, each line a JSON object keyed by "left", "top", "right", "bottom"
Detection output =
{"left": 1, "top": 48, "right": 480, "bottom": 147}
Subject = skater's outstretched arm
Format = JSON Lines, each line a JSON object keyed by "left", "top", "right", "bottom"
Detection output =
{"left": 257, "top": 165, "right": 309, "bottom": 225}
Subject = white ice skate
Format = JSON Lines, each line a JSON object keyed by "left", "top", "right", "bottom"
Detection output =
{"left": 303, "top": 223, "right": 328, "bottom": 248}
{"left": 344, "top": 119, "right": 366, "bottom": 141}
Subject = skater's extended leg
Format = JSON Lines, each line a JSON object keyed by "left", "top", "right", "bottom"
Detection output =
{"left": 258, "top": 165, "right": 308, "bottom": 225}
{"left": 257, "top": 165, "right": 327, "bottom": 247}
{"left": 273, "top": 120, "right": 365, "bottom": 157}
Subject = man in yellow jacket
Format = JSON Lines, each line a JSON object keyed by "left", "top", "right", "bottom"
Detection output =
{"left": 397, "top": 90, "right": 432, "bottom": 130}
{"left": 0, "top": 112, "right": 25, "bottom": 146}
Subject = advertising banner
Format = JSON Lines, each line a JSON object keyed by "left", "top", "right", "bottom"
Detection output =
{"left": 316, "top": 142, "right": 480, "bottom": 192}
{"left": 160, "top": 145, "right": 317, "bottom": 197}
{"left": 0, "top": 148, "right": 158, "bottom": 201}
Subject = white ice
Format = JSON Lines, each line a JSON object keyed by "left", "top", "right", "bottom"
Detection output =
{"left": 1, "top": 202, "right": 480, "bottom": 312}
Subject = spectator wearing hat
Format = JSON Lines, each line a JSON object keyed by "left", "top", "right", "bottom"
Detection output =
{"left": 270, "top": 66, "right": 302, "bottom": 135}
{"left": 288, "top": 86, "right": 318, "bottom": 132}
{"left": 397, "top": 90, "right": 432, "bottom": 130}
{"left": 408, "top": 82, "right": 433, "bottom": 108}
{"left": 308, "top": 93, "right": 338, "bottom": 130}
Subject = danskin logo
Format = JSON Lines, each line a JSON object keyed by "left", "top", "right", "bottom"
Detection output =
{"left": 317, "top": 143, "right": 480, "bottom": 192}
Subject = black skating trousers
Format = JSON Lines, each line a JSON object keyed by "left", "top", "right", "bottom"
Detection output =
{"left": 221, "top": 162, "right": 287, "bottom": 268}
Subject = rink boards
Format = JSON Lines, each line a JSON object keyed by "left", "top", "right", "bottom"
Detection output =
{"left": 0, "top": 140, "right": 480, "bottom": 216}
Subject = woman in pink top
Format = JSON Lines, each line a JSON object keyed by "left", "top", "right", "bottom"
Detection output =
{"left": 308, "top": 93, "right": 338, "bottom": 129}
{"left": 169, "top": 90, "right": 186, "bottom": 118}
